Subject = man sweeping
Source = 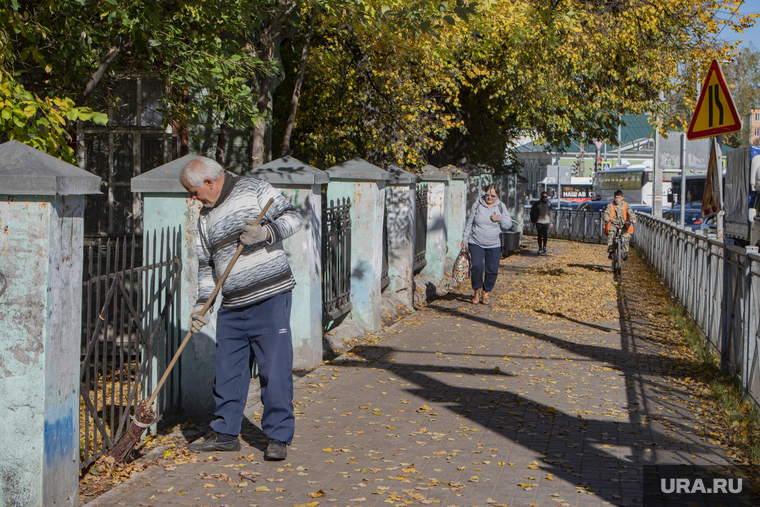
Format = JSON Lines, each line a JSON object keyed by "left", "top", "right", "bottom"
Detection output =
{"left": 180, "top": 156, "right": 302, "bottom": 461}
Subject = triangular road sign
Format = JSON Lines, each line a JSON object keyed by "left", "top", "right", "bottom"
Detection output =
{"left": 686, "top": 60, "right": 742, "bottom": 140}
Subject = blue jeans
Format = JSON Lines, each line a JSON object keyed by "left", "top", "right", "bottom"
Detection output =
{"left": 468, "top": 243, "right": 500, "bottom": 292}
{"left": 211, "top": 291, "right": 295, "bottom": 444}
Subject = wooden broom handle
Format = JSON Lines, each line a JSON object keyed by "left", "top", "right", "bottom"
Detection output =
{"left": 145, "top": 198, "right": 274, "bottom": 407}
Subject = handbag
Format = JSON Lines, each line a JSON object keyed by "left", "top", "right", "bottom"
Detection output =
{"left": 452, "top": 249, "right": 471, "bottom": 284}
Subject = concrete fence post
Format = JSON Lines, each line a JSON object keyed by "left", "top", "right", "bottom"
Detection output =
{"left": 325, "top": 158, "right": 389, "bottom": 333}
{"left": 0, "top": 141, "right": 101, "bottom": 506}
{"left": 440, "top": 165, "right": 468, "bottom": 268}
{"left": 419, "top": 165, "right": 451, "bottom": 287}
{"left": 384, "top": 166, "right": 419, "bottom": 310}
{"left": 244, "top": 156, "right": 329, "bottom": 369}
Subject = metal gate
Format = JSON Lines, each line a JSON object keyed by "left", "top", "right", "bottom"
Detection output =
{"left": 322, "top": 198, "right": 353, "bottom": 324}
{"left": 79, "top": 227, "right": 182, "bottom": 468}
{"left": 381, "top": 202, "right": 390, "bottom": 292}
{"left": 414, "top": 184, "right": 428, "bottom": 273}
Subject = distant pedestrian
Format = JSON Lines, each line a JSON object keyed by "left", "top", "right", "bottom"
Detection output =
{"left": 461, "top": 184, "right": 512, "bottom": 305}
{"left": 535, "top": 192, "right": 553, "bottom": 254}
{"left": 525, "top": 193, "right": 533, "bottom": 206}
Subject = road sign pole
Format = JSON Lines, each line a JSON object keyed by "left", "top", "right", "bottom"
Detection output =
{"left": 653, "top": 125, "right": 663, "bottom": 218}
{"left": 680, "top": 132, "right": 686, "bottom": 226}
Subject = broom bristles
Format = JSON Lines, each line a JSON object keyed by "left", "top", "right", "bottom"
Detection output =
{"left": 109, "top": 401, "right": 156, "bottom": 463}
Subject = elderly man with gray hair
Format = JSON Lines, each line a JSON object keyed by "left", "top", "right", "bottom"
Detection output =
{"left": 180, "top": 156, "right": 302, "bottom": 461}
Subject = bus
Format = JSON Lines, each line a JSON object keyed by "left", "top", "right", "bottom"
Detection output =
{"left": 668, "top": 175, "right": 706, "bottom": 206}
{"left": 539, "top": 177, "right": 593, "bottom": 203}
{"left": 668, "top": 173, "right": 729, "bottom": 207}
{"left": 592, "top": 163, "right": 680, "bottom": 205}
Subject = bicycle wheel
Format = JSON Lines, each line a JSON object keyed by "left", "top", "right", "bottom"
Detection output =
{"left": 614, "top": 238, "right": 623, "bottom": 274}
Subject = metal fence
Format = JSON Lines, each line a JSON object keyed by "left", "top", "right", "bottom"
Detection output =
{"left": 80, "top": 228, "right": 182, "bottom": 468}
{"left": 522, "top": 209, "right": 605, "bottom": 244}
{"left": 636, "top": 215, "right": 760, "bottom": 407}
{"left": 414, "top": 184, "right": 428, "bottom": 273}
{"left": 322, "top": 198, "right": 353, "bottom": 323}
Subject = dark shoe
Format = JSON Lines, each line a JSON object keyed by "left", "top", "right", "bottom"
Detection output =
{"left": 542, "top": 247, "right": 547, "bottom": 255}
{"left": 264, "top": 439, "right": 288, "bottom": 461}
{"left": 187, "top": 433, "right": 241, "bottom": 453}
{"left": 623, "top": 253, "right": 628, "bottom": 261}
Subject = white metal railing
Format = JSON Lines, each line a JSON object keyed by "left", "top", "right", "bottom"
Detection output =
{"left": 636, "top": 214, "right": 760, "bottom": 407}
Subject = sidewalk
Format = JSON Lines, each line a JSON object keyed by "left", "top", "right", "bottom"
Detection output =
{"left": 85, "top": 239, "right": 735, "bottom": 507}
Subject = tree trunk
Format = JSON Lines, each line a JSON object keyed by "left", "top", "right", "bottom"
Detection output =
{"left": 250, "top": 1, "right": 296, "bottom": 169}
{"left": 216, "top": 120, "right": 231, "bottom": 165}
{"left": 251, "top": 75, "right": 272, "bottom": 168}
{"left": 281, "top": 7, "right": 318, "bottom": 158}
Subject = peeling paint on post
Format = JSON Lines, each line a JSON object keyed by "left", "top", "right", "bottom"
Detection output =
{"left": 384, "top": 166, "right": 419, "bottom": 309}
{"left": 0, "top": 141, "right": 100, "bottom": 506}
{"left": 420, "top": 165, "right": 451, "bottom": 285}
{"left": 326, "top": 159, "right": 389, "bottom": 333}
{"left": 441, "top": 165, "right": 469, "bottom": 266}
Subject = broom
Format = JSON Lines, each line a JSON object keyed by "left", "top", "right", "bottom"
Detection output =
{"left": 109, "top": 198, "right": 274, "bottom": 463}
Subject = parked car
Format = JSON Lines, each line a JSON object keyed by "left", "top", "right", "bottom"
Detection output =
{"left": 577, "top": 201, "right": 612, "bottom": 212}
{"left": 629, "top": 204, "right": 652, "bottom": 214}
{"left": 577, "top": 201, "right": 651, "bottom": 215}
{"left": 527, "top": 199, "right": 577, "bottom": 210}
{"left": 662, "top": 208, "right": 706, "bottom": 230}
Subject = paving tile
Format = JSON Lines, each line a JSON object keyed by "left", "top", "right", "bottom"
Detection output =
{"left": 84, "top": 240, "right": 734, "bottom": 507}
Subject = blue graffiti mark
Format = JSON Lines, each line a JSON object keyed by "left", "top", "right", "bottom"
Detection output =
{"left": 44, "top": 411, "right": 74, "bottom": 465}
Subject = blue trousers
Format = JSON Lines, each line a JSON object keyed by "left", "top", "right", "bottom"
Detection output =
{"left": 211, "top": 291, "right": 295, "bottom": 444}
{"left": 468, "top": 243, "right": 501, "bottom": 292}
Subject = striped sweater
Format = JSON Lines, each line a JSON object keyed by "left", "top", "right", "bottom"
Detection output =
{"left": 195, "top": 173, "right": 302, "bottom": 309}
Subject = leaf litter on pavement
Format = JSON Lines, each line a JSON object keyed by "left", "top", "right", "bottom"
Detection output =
{"left": 81, "top": 239, "right": 757, "bottom": 506}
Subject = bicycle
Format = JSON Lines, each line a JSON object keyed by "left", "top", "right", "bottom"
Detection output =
{"left": 609, "top": 221, "right": 631, "bottom": 274}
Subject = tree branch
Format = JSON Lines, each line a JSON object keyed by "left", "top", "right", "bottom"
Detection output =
{"left": 76, "top": 36, "right": 128, "bottom": 107}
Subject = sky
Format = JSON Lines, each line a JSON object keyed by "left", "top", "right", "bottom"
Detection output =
{"left": 721, "top": 2, "right": 760, "bottom": 50}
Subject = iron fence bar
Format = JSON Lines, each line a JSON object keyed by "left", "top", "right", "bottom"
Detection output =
{"left": 84, "top": 242, "right": 94, "bottom": 463}
{"left": 109, "top": 238, "right": 120, "bottom": 442}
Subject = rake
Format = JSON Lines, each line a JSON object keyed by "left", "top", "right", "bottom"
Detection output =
{"left": 109, "top": 198, "right": 273, "bottom": 463}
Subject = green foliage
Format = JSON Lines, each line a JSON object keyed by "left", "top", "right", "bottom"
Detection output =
{"left": 720, "top": 44, "right": 760, "bottom": 148}
{"left": 0, "top": 72, "right": 107, "bottom": 162}
{"left": 1, "top": 0, "right": 756, "bottom": 169}
{"left": 1, "top": 0, "right": 274, "bottom": 160}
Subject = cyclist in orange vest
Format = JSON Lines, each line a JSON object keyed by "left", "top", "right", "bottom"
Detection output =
{"left": 603, "top": 189, "right": 636, "bottom": 260}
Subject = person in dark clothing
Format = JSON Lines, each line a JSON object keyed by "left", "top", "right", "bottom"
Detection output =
{"left": 535, "top": 192, "right": 553, "bottom": 254}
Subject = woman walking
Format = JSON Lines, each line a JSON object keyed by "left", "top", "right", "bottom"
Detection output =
{"left": 460, "top": 184, "right": 512, "bottom": 304}
{"left": 535, "top": 192, "right": 553, "bottom": 255}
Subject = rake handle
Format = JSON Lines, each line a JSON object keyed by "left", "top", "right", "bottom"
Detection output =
{"left": 144, "top": 198, "right": 274, "bottom": 408}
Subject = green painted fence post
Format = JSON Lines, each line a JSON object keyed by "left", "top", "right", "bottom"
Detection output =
{"left": 0, "top": 141, "right": 100, "bottom": 507}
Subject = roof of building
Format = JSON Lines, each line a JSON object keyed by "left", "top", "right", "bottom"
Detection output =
{"left": 515, "top": 113, "right": 656, "bottom": 155}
